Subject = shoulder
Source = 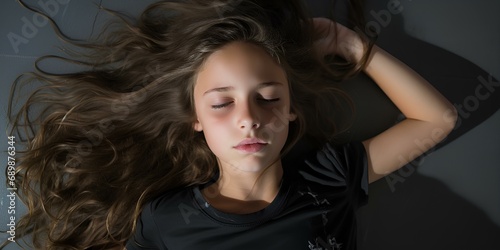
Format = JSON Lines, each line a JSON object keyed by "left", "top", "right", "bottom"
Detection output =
{"left": 283, "top": 140, "right": 369, "bottom": 203}
{"left": 285, "top": 140, "right": 367, "bottom": 179}
{"left": 284, "top": 138, "right": 366, "bottom": 165}
{"left": 126, "top": 187, "right": 196, "bottom": 249}
{"left": 314, "top": 141, "right": 368, "bottom": 175}
{"left": 143, "top": 187, "right": 195, "bottom": 219}
{"left": 312, "top": 141, "right": 366, "bottom": 182}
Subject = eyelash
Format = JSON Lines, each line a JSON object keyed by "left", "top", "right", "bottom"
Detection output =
{"left": 211, "top": 102, "right": 232, "bottom": 110}
{"left": 260, "top": 98, "right": 280, "bottom": 104}
{"left": 211, "top": 98, "right": 280, "bottom": 110}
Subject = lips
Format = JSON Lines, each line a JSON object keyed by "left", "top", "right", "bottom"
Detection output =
{"left": 234, "top": 138, "right": 268, "bottom": 153}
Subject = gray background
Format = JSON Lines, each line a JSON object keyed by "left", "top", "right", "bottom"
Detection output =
{"left": 1, "top": 0, "right": 499, "bottom": 249}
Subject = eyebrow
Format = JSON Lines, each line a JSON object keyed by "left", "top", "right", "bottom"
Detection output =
{"left": 203, "top": 81, "right": 282, "bottom": 96}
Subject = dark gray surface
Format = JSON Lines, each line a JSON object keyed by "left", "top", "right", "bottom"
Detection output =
{"left": 1, "top": 0, "right": 499, "bottom": 249}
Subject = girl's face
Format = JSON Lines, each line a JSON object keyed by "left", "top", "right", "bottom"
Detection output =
{"left": 193, "top": 41, "right": 296, "bottom": 173}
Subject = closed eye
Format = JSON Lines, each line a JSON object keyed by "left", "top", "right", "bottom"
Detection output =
{"left": 211, "top": 98, "right": 279, "bottom": 110}
{"left": 211, "top": 102, "right": 233, "bottom": 110}
{"left": 258, "top": 98, "right": 280, "bottom": 103}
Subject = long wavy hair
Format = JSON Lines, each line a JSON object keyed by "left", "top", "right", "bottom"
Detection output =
{"left": 5, "top": 0, "right": 374, "bottom": 249}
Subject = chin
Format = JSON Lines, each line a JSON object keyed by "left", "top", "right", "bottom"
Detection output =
{"left": 231, "top": 157, "right": 279, "bottom": 173}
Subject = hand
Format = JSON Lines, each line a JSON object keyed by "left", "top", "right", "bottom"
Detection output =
{"left": 312, "top": 17, "right": 364, "bottom": 62}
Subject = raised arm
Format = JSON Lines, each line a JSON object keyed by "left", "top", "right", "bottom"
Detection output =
{"left": 313, "top": 18, "right": 458, "bottom": 183}
{"left": 360, "top": 46, "right": 457, "bottom": 183}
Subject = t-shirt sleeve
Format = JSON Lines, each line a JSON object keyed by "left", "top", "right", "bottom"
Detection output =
{"left": 337, "top": 141, "right": 369, "bottom": 207}
{"left": 126, "top": 202, "right": 166, "bottom": 250}
{"left": 304, "top": 141, "right": 369, "bottom": 208}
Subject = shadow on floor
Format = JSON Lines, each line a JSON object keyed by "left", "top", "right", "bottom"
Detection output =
{"left": 357, "top": 171, "right": 500, "bottom": 250}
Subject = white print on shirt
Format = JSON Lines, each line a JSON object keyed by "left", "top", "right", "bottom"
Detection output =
{"left": 308, "top": 235, "right": 342, "bottom": 250}
{"left": 298, "top": 186, "right": 331, "bottom": 226}
{"left": 298, "top": 186, "right": 342, "bottom": 250}
{"left": 298, "top": 186, "right": 330, "bottom": 206}
{"left": 321, "top": 212, "right": 329, "bottom": 226}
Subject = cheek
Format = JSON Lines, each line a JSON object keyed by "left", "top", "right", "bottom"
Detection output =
{"left": 200, "top": 111, "right": 230, "bottom": 128}
{"left": 202, "top": 126, "right": 237, "bottom": 161}
{"left": 198, "top": 115, "right": 232, "bottom": 148}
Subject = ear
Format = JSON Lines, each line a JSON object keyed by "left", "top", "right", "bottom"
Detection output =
{"left": 193, "top": 120, "right": 203, "bottom": 132}
{"left": 288, "top": 112, "right": 297, "bottom": 122}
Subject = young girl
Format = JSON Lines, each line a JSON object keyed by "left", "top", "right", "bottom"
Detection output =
{"left": 6, "top": 0, "right": 457, "bottom": 249}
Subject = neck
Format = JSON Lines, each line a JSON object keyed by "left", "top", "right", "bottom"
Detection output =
{"left": 202, "top": 159, "right": 284, "bottom": 213}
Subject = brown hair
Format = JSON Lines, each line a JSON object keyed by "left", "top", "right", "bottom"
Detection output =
{"left": 5, "top": 0, "right": 373, "bottom": 249}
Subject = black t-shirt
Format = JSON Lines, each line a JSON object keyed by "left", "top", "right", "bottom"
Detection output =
{"left": 126, "top": 141, "right": 369, "bottom": 250}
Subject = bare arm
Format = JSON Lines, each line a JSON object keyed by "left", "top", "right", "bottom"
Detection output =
{"left": 360, "top": 46, "right": 457, "bottom": 183}
{"left": 313, "top": 18, "right": 458, "bottom": 183}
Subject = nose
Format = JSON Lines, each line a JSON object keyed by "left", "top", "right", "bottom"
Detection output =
{"left": 237, "top": 100, "right": 260, "bottom": 130}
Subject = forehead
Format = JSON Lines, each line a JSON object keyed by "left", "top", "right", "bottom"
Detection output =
{"left": 195, "top": 42, "right": 287, "bottom": 90}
